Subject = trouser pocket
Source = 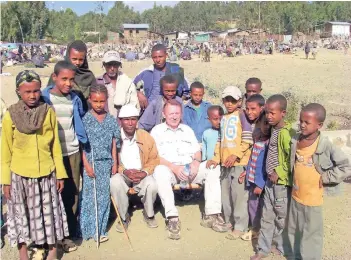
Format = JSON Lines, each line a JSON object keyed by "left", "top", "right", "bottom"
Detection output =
{"left": 273, "top": 185, "right": 289, "bottom": 229}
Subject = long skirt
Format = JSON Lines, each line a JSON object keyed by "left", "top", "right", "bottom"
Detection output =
{"left": 7, "top": 172, "right": 69, "bottom": 247}
{"left": 79, "top": 160, "right": 111, "bottom": 240}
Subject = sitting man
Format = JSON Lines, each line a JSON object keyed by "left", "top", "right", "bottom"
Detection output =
{"left": 151, "top": 100, "right": 222, "bottom": 240}
{"left": 110, "top": 104, "right": 159, "bottom": 231}
{"left": 138, "top": 75, "right": 183, "bottom": 132}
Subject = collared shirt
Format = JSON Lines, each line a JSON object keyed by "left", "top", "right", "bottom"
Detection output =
{"left": 120, "top": 129, "right": 142, "bottom": 170}
{"left": 151, "top": 123, "right": 200, "bottom": 165}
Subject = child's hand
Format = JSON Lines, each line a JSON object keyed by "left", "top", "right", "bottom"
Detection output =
{"left": 3, "top": 185, "right": 11, "bottom": 200}
{"left": 224, "top": 155, "right": 237, "bottom": 168}
{"left": 253, "top": 186, "right": 263, "bottom": 196}
{"left": 238, "top": 171, "right": 246, "bottom": 184}
{"left": 269, "top": 170, "right": 279, "bottom": 184}
{"left": 206, "top": 160, "right": 218, "bottom": 169}
{"left": 112, "top": 163, "right": 118, "bottom": 175}
{"left": 56, "top": 179, "right": 64, "bottom": 193}
{"left": 85, "top": 165, "right": 95, "bottom": 178}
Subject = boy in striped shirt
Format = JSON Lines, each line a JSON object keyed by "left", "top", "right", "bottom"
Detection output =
{"left": 251, "top": 94, "right": 295, "bottom": 260}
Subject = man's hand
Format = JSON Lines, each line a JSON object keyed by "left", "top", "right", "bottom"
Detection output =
{"left": 85, "top": 164, "right": 95, "bottom": 178}
{"left": 3, "top": 185, "right": 11, "bottom": 200}
{"left": 206, "top": 160, "right": 218, "bottom": 169}
{"left": 56, "top": 179, "right": 64, "bottom": 193}
{"left": 238, "top": 171, "right": 246, "bottom": 184}
{"left": 124, "top": 169, "right": 147, "bottom": 183}
{"left": 171, "top": 165, "right": 188, "bottom": 181}
{"left": 224, "top": 155, "right": 237, "bottom": 168}
{"left": 133, "top": 171, "right": 147, "bottom": 184}
{"left": 253, "top": 186, "right": 263, "bottom": 196}
{"left": 137, "top": 91, "right": 148, "bottom": 110}
{"left": 112, "top": 163, "right": 118, "bottom": 175}
{"left": 269, "top": 170, "right": 279, "bottom": 184}
{"left": 189, "top": 160, "right": 200, "bottom": 181}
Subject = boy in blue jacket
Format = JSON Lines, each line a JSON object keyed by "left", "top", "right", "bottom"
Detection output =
{"left": 133, "top": 44, "right": 189, "bottom": 110}
{"left": 42, "top": 60, "right": 87, "bottom": 252}
{"left": 183, "top": 82, "right": 212, "bottom": 143}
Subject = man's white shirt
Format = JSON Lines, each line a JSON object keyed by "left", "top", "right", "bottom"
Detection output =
{"left": 151, "top": 123, "right": 200, "bottom": 165}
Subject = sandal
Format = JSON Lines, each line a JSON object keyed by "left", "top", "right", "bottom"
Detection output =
{"left": 225, "top": 230, "right": 245, "bottom": 240}
{"left": 31, "top": 248, "right": 46, "bottom": 260}
{"left": 61, "top": 239, "right": 77, "bottom": 253}
{"left": 99, "top": 236, "right": 109, "bottom": 243}
{"left": 241, "top": 230, "right": 252, "bottom": 241}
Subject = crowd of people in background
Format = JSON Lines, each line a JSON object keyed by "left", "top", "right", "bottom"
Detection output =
{"left": 0, "top": 40, "right": 350, "bottom": 260}
{"left": 1, "top": 34, "right": 350, "bottom": 75}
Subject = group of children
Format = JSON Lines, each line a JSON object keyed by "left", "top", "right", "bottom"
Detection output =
{"left": 1, "top": 58, "right": 350, "bottom": 260}
{"left": 1, "top": 61, "right": 121, "bottom": 259}
{"left": 184, "top": 78, "right": 350, "bottom": 260}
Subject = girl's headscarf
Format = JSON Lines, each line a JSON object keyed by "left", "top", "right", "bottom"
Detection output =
{"left": 10, "top": 70, "right": 49, "bottom": 134}
{"left": 47, "top": 40, "right": 96, "bottom": 101}
{"left": 15, "top": 70, "right": 41, "bottom": 99}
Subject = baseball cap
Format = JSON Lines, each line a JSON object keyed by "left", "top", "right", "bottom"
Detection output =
{"left": 118, "top": 104, "right": 139, "bottom": 118}
{"left": 103, "top": 51, "right": 121, "bottom": 63}
{"left": 222, "top": 86, "right": 242, "bottom": 100}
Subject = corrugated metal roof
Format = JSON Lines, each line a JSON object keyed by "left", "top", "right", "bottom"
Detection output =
{"left": 123, "top": 24, "right": 149, "bottom": 29}
{"left": 327, "top": 22, "right": 351, "bottom": 26}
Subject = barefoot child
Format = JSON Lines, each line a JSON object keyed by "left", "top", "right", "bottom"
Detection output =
{"left": 42, "top": 60, "right": 88, "bottom": 252}
{"left": 251, "top": 94, "right": 295, "bottom": 260}
{"left": 79, "top": 85, "right": 120, "bottom": 242}
{"left": 208, "top": 86, "right": 252, "bottom": 238}
{"left": 1, "top": 70, "right": 68, "bottom": 260}
{"left": 287, "top": 103, "right": 351, "bottom": 259}
{"left": 200, "top": 106, "right": 225, "bottom": 229}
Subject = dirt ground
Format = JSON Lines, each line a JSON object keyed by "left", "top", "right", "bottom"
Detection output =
{"left": 1, "top": 49, "right": 351, "bottom": 259}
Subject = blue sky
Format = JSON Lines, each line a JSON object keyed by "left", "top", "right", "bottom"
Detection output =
{"left": 45, "top": 1, "right": 178, "bottom": 15}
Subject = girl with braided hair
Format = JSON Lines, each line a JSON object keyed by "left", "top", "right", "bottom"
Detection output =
{"left": 1, "top": 70, "right": 69, "bottom": 260}
{"left": 79, "top": 84, "right": 120, "bottom": 242}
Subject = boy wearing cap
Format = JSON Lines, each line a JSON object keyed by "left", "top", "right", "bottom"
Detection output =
{"left": 208, "top": 86, "right": 252, "bottom": 238}
{"left": 96, "top": 51, "right": 139, "bottom": 118}
{"left": 110, "top": 104, "right": 159, "bottom": 231}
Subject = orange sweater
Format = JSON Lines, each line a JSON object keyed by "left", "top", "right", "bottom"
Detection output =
{"left": 213, "top": 110, "right": 252, "bottom": 166}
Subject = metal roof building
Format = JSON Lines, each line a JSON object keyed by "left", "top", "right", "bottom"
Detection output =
{"left": 122, "top": 24, "right": 150, "bottom": 29}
